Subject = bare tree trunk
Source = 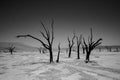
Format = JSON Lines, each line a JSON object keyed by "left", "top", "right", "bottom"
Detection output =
{"left": 82, "top": 46, "right": 85, "bottom": 54}
{"left": 68, "top": 47, "right": 72, "bottom": 58}
{"left": 56, "top": 52, "right": 60, "bottom": 63}
{"left": 85, "top": 51, "right": 90, "bottom": 63}
{"left": 49, "top": 47, "right": 54, "bottom": 63}
{"left": 77, "top": 45, "right": 80, "bottom": 59}
{"left": 68, "top": 33, "right": 75, "bottom": 58}
{"left": 76, "top": 34, "right": 82, "bottom": 59}
{"left": 56, "top": 43, "right": 60, "bottom": 63}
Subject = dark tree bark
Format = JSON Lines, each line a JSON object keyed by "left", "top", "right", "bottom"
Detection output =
{"left": 83, "top": 28, "right": 102, "bottom": 63}
{"left": 68, "top": 47, "right": 72, "bottom": 57}
{"left": 68, "top": 34, "right": 75, "bottom": 58}
{"left": 76, "top": 35, "right": 82, "bottom": 59}
{"left": 56, "top": 43, "right": 60, "bottom": 63}
{"left": 16, "top": 19, "right": 54, "bottom": 63}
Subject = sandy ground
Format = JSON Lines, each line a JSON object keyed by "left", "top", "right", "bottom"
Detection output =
{"left": 0, "top": 51, "right": 120, "bottom": 80}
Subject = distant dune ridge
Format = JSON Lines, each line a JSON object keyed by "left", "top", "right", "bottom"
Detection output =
{"left": 0, "top": 42, "right": 38, "bottom": 52}
{"left": 0, "top": 42, "right": 120, "bottom": 53}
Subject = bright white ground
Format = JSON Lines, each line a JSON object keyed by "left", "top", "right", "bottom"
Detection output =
{"left": 0, "top": 51, "right": 120, "bottom": 80}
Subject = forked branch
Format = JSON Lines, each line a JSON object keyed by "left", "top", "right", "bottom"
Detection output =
{"left": 83, "top": 28, "right": 102, "bottom": 63}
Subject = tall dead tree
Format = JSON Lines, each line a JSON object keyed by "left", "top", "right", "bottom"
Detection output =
{"left": 76, "top": 35, "right": 82, "bottom": 59}
{"left": 16, "top": 19, "right": 54, "bottom": 63}
{"left": 68, "top": 34, "right": 75, "bottom": 58}
{"left": 83, "top": 28, "right": 102, "bottom": 63}
{"left": 56, "top": 43, "right": 61, "bottom": 63}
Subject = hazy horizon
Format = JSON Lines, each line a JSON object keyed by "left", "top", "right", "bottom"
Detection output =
{"left": 0, "top": 0, "right": 120, "bottom": 48}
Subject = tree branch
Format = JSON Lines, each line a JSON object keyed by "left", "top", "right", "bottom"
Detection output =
{"left": 16, "top": 34, "right": 49, "bottom": 49}
{"left": 40, "top": 31, "right": 48, "bottom": 40}
{"left": 83, "top": 37, "right": 88, "bottom": 53}
{"left": 40, "top": 20, "right": 48, "bottom": 35}
{"left": 51, "top": 19, "right": 54, "bottom": 44}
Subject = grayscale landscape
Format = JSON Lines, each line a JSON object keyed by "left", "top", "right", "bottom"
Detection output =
{"left": 0, "top": 0, "right": 120, "bottom": 80}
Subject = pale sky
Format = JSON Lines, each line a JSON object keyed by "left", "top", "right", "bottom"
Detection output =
{"left": 0, "top": 0, "right": 120, "bottom": 48}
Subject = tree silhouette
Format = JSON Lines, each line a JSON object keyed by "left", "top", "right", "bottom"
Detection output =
{"left": 67, "top": 33, "right": 75, "bottom": 58}
{"left": 83, "top": 28, "right": 102, "bottom": 63}
{"left": 76, "top": 34, "right": 82, "bottom": 59}
{"left": 56, "top": 43, "right": 61, "bottom": 63}
{"left": 16, "top": 19, "right": 54, "bottom": 63}
{"left": 6, "top": 44, "right": 15, "bottom": 55}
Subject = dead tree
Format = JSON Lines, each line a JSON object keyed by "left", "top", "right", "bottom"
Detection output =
{"left": 76, "top": 34, "right": 82, "bottom": 59}
{"left": 83, "top": 28, "right": 102, "bottom": 63}
{"left": 6, "top": 44, "right": 15, "bottom": 55}
{"left": 99, "top": 47, "right": 101, "bottom": 52}
{"left": 37, "top": 47, "right": 42, "bottom": 53}
{"left": 56, "top": 43, "right": 60, "bottom": 63}
{"left": 68, "top": 34, "right": 75, "bottom": 58}
{"left": 16, "top": 19, "right": 54, "bottom": 63}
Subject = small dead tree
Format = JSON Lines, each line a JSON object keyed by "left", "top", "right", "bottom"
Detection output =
{"left": 68, "top": 34, "right": 75, "bottom": 58}
{"left": 16, "top": 19, "right": 54, "bottom": 63}
{"left": 76, "top": 34, "right": 82, "bottom": 59}
{"left": 83, "top": 28, "right": 102, "bottom": 63}
{"left": 56, "top": 43, "right": 61, "bottom": 63}
{"left": 7, "top": 44, "right": 15, "bottom": 55}
{"left": 99, "top": 47, "right": 101, "bottom": 52}
{"left": 38, "top": 47, "right": 42, "bottom": 53}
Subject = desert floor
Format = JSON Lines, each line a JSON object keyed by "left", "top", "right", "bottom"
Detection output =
{"left": 0, "top": 51, "right": 120, "bottom": 80}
